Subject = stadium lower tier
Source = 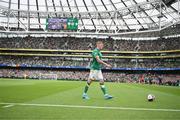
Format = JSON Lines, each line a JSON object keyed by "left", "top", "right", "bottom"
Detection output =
{"left": 0, "top": 68, "right": 179, "bottom": 86}
{"left": 0, "top": 56, "right": 179, "bottom": 68}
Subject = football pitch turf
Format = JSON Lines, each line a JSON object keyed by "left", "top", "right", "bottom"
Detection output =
{"left": 0, "top": 78, "right": 179, "bottom": 120}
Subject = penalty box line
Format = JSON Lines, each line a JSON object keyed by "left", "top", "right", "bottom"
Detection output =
{"left": 0, "top": 102, "right": 180, "bottom": 112}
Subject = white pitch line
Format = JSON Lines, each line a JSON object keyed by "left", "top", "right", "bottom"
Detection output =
{"left": 2, "top": 104, "right": 14, "bottom": 108}
{"left": 0, "top": 102, "right": 180, "bottom": 112}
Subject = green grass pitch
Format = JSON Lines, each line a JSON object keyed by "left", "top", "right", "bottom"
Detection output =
{"left": 0, "top": 78, "right": 180, "bottom": 120}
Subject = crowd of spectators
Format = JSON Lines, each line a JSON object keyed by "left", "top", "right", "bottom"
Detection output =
{"left": 0, "top": 56, "right": 179, "bottom": 68}
{"left": 0, "top": 69, "right": 179, "bottom": 86}
{"left": 0, "top": 36, "right": 179, "bottom": 51}
{"left": 0, "top": 36, "right": 179, "bottom": 68}
{"left": 0, "top": 35, "right": 179, "bottom": 87}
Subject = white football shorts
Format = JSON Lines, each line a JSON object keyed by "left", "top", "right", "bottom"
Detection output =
{"left": 88, "top": 70, "right": 103, "bottom": 80}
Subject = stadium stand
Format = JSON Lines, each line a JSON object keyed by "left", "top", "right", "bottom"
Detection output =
{"left": 0, "top": 36, "right": 180, "bottom": 51}
{"left": 0, "top": 36, "right": 179, "bottom": 85}
{"left": 0, "top": 56, "right": 179, "bottom": 68}
{"left": 0, "top": 69, "right": 179, "bottom": 86}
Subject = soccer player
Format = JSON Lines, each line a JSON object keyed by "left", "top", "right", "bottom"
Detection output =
{"left": 82, "top": 41, "right": 113, "bottom": 100}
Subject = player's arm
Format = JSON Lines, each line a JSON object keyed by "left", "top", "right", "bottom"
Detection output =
{"left": 95, "top": 56, "right": 112, "bottom": 68}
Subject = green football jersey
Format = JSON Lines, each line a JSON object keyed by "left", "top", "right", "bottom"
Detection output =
{"left": 90, "top": 48, "right": 102, "bottom": 70}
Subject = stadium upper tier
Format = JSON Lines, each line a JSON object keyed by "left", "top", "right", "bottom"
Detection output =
{"left": 0, "top": 0, "right": 179, "bottom": 35}
{"left": 0, "top": 36, "right": 179, "bottom": 51}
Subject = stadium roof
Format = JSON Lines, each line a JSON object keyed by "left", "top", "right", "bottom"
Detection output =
{"left": 0, "top": 0, "right": 179, "bottom": 36}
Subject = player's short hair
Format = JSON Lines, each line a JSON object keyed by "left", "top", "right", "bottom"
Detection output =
{"left": 96, "top": 41, "right": 103, "bottom": 45}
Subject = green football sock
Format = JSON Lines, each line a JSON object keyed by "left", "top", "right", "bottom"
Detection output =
{"left": 83, "top": 84, "right": 89, "bottom": 94}
{"left": 100, "top": 85, "right": 107, "bottom": 95}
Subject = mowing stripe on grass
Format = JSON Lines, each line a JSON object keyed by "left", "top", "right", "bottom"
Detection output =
{"left": 0, "top": 102, "right": 180, "bottom": 112}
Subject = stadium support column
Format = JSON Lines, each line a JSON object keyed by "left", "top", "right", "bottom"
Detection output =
{"left": 52, "top": 0, "right": 57, "bottom": 17}
{"left": 7, "top": 0, "right": 11, "bottom": 31}
{"left": 27, "top": 0, "right": 30, "bottom": 31}
{"left": 45, "top": 0, "right": 50, "bottom": 21}
{"left": 159, "top": 0, "right": 162, "bottom": 30}
{"left": 18, "top": 0, "right": 20, "bottom": 29}
{"left": 59, "top": 0, "right": 64, "bottom": 17}
{"left": 178, "top": 0, "right": 180, "bottom": 18}
{"left": 36, "top": 0, "right": 41, "bottom": 29}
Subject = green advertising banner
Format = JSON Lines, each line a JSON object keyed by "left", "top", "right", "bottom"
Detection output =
{"left": 67, "top": 18, "right": 78, "bottom": 30}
